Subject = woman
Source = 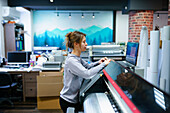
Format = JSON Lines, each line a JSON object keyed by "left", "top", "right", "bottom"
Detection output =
{"left": 60, "top": 31, "right": 111, "bottom": 113}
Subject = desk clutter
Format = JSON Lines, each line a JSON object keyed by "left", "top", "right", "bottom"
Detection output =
{"left": 2, "top": 44, "right": 125, "bottom": 71}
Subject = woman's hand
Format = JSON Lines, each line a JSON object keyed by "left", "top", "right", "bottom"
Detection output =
{"left": 99, "top": 57, "right": 108, "bottom": 64}
{"left": 104, "top": 59, "right": 111, "bottom": 66}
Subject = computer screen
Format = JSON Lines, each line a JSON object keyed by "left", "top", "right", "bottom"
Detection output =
{"left": 126, "top": 42, "right": 139, "bottom": 65}
{"left": 7, "top": 51, "right": 31, "bottom": 64}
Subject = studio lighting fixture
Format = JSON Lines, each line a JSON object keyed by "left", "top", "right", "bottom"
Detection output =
{"left": 157, "top": 13, "right": 159, "bottom": 19}
{"left": 54, "top": 11, "right": 99, "bottom": 19}
{"left": 125, "top": 6, "right": 128, "bottom": 10}
{"left": 50, "top": 0, "right": 53, "bottom": 2}
{"left": 82, "top": 13, "right": 84, "bottom": 18}
{"left": 69, "top": 12, "right": 71, "bottom": 18}
{"left": 92, "top": 13, "right": 95, "bottom": 18}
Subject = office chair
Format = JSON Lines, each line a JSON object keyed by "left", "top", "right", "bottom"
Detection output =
{"left": 0, "top": 72, "right": 17, "bottom": 108}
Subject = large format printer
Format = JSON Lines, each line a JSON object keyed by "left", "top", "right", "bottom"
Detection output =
{"left": 91, "top": 45, "right": 125, "bottom": 62}
{"left": 79, "top": 61, "right": 170, "bottom": 113}
{"left": 80, "top": 46, "right": 91, "bottom": 62}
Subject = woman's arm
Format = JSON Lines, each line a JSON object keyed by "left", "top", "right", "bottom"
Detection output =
{"left": 81, "top": 57, "right": 108, "bottom": 69}
{"left": 69, "top": 58, "right": 105, "bottom": 79}
{"left": 81, "top": 59, "right": 100, "bottom": 69}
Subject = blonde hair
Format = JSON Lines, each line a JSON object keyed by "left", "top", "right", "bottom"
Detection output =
{"left": 65, "top": 31, "right": 86, "bottom": 50}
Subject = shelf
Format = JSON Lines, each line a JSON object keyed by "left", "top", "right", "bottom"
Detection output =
{"left": 33, "top": 47, "right": 59, "bottom": 50}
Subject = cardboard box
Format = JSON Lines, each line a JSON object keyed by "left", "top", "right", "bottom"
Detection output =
{"left": 37, "top": 71, "right": 64, "bottom": 97}
{"left": 39, "top": 68, "right": 64, "bottom": 76}
{"left": 37, "top": 96, "right": 61, "bottom": 109}
{"left": 37, "top": 75, "right": 63, "bottom": 83}
{"left": 37, "top": 83, "right": 63, "bottom": 97}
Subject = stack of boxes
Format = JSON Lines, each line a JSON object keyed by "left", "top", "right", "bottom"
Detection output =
{"left": 37, "top": 69, "right": 64, "bottom": 109}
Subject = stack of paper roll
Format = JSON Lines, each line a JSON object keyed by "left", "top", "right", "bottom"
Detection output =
{"left": 160, "top": 26, "right": 170, "bottom": 93}
{"left": 137, "top": 26, "right": 148, "bottom": 79}
{"left": 149, "top": 30, "right": 160, "bottom": 86}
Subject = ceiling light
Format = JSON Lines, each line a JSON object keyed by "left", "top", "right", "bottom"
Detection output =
{"left": 92, "top": 13, "right": 95, "bottom": 18}
{"left": 82, "top": 13, "right": 84, "bottom": 18}
{"left": 50, "top": 0, "right": 54, "bottom": 2}
{"left": 125, "top": 6, "right": 128, "bottom": 10}
{"left": 157, "top": 13, "right": 159, "bottom": 19}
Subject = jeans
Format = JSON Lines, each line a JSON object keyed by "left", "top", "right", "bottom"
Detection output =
{"left": 59, "top": 97, "right": 82, "bottom": 113}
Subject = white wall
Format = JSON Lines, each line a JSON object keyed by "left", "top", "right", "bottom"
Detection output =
{"left": 17, "top": 7, "right": 32, "bottom": 51}
{"left": 115, "top": 11, "right": 129, "bottom": 43}
{"left": 153, "top": 11, "right": 168, "bottom": 30}
{"left": 0, "top": 0, "right": 7, "bottom": 57}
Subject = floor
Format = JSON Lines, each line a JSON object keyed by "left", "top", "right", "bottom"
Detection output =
{"left": 0, "top": 109, "right": 63, "bottom": 113}
{"left": 0, "top": 99, "right": 63, "bottom": 113}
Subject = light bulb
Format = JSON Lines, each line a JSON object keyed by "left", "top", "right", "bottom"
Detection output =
{"left": 82, "top": 13, "right": 84, "bottom": 18}
{"left": 92, "top": 13, "right": 95, "bottom": 18}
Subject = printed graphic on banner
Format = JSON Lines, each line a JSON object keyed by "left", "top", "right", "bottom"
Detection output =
{"left": 33, "top": 11, "right": 113, "bottom": 49}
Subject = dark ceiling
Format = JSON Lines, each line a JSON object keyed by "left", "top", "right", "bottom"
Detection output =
{"left": 8, "top": 0, "right": 168, "bottom": 11}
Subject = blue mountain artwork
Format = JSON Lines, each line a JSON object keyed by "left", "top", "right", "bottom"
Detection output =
{"left": 34, "top": 25, "right": 113, "bottom": 50}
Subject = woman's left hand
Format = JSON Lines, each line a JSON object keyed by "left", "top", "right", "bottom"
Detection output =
{"left": 99, "top": 57, "right": 108, "bottom": 64}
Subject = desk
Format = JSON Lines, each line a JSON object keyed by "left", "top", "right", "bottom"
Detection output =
{"left": 0, "top": 67, "right": 64, "bottom": 103}
{"left": 0, "top": 68, "right": 39, "bottom": 102}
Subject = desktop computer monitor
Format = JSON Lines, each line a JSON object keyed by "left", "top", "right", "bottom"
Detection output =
{"left": 126, "top": 42, "right": 139, "bottom": 66}
{"left": 7, "top": 51, "right": 31, "bottom": 65}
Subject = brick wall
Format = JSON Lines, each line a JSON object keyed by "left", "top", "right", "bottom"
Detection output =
{"left": 168, "top": 0, "right": 170, "bottom": 25}
{"left": 128, "top": 11, "right": 154, "bottom": 42}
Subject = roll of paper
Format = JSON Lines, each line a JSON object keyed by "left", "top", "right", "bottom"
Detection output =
{"left": 160, "top": 41, "right": 170, "bottom": 93}
{"left": 160, "top": 77, "right": 166, "bottom": 91}
{"left": 147, "top": 67, "right": 152, "bottom": 83}
{"left": 159, "top": 28, "right": 164, "bottom": 83}
{"left": 137, "top": 26, "right": 148, "bottom": 79}
{"left": 150, "top": 31, "right": 160, "bottom": 86}
{"left": 160, "top": 28, "right": 164, "bottom": 40}
{"left": 163, "top": 26, "right": 170, "bottom": 40}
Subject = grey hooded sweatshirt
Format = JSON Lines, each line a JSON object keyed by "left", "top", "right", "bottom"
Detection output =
{"left": 60, "top": 54, "right": 106, "bottom": 103}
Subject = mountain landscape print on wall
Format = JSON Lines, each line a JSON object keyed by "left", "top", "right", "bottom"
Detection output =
{"left": 34, "top": 25, "right": 113, "bottom": 50}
